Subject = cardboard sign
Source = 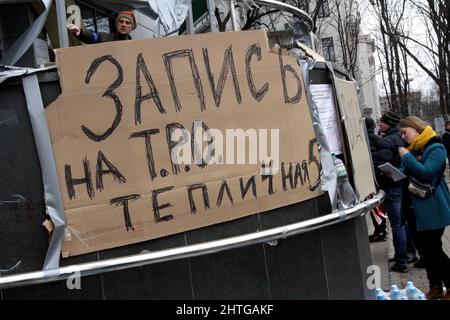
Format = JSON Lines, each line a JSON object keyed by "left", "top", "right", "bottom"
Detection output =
{"left": 46, "top": 30, "right": 321, "bottom": 257}
{"left": 334, "top": 78, "right": 376, "bottom": 200}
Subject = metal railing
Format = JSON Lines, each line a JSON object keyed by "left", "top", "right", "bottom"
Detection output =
{"left": 0, "top": 190, "right": 384, "bottom": 289}
{"left": 253, "top": 0, "right": 315, "bottom": 50}
{"left": 253, "top": 0, "right": 313, "bottom": 27}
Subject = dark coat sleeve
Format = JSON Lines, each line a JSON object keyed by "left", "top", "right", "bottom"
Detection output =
{"left": 374, "top": 133, "right": 403, "bottom": 151}
{"left": 376, "top": 149, "right": 394, "bottom": 166}
{"left": 77, "top": 29, "right": 115, "bottom": 44}
{"left": 442, "top": 132, "right": 450, "bottom": 155}
{"left": 375, "top": 132, "right": 404, "bottom": 168}
{"left": 372, "top": 131, "right": 404, "bottom": 188}
{"left": 368, "top": 133, "right": 390, "bottom": 167}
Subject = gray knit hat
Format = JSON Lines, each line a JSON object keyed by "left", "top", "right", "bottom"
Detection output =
{"left": 380, "top": 111, "right": 400, "bottom": 127}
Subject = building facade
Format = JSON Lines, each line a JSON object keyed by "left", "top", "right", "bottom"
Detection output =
{"left": 311, "top": 0, "right": 382, "bottom": 120}
{"left": 234, "top": 0, "right": 383, "bottom": 120}
{"left": 355, "top": 34, "right": 382, "bottom": 120}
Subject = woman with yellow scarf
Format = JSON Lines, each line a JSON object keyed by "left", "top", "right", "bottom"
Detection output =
{"left": 399, "top": 116, "right": 450, "bottom": 300}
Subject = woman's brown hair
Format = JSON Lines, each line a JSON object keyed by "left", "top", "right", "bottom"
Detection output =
{"left": 398, "top": 116, "right": 429, "bottom": 134}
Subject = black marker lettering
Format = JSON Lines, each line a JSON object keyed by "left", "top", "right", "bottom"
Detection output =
{"left": 135, "top": 53, "right": 166, "bottom": 125}
{"left": 308, "top": 138, "right": 321, "bottom": 191}
{"left": 110, "top": 194, "right": 140, "bottom": 231}
{"left": 281, "top": 162, "right": 294, "bottom": 191}
{"left": 202, "top": 45, "right": 242, "bottom": 107}
{"left": 65, "top": 157, "right": 95, "bottom": 200}
{"left": 192, "top": 120, "right": 213, "bottom": 168}
{"left": 187, "top": 183, "right": 210, "bottom": 214}
{"left": 160, "top": 169, "right": 169, "bottom": 177}
{"left": 294, "top": 162, "right": 304, "bottom": 188}
{"left": 130, "top": 129, "right": 160, "bottom": 181}
{"left": 166, "top": 122, "right": 188, "bottom": 175}
{"left": 217, "top": 180, "right": 234, "bottom": 207}
{"left": 261, "top": 160, "right": 276, "bottom": 195}
{"left": 96, "top": 151, "right": 126, "bottom": 191}
{"left": 163, "top": 49, "right": 206, "bottom": 112}
{"left": 152, "top": 186, "right": 174, "bottom": 223}
{"left": 83, "top": 55, "right": 123, "bottom": 141}
{"left": 239, "top": 176, "right": 257, "bottom": 199}
{"left": 278, "top": 48, "right": 302, "bottom": 104}
{"left": 302, "top": 160, "right": 310, "bottom": 185}
{"left": 245, "top": 43, "right": 269, "bottom": 102}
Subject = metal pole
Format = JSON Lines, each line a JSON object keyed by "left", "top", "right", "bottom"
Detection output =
{"left": 206, "top": 0, "right": 218, "bottom": 32}
{"left": 55, "top": 0, "right": 69, "bottom": 48}
{"left": 186, "top": 1, "right": 195, "bottom": 34}
{"left": 310, "top": 31, "right": 315, "bottom": 51}
{"left": 230, "top": 0, "right": 239, "bottom": 32}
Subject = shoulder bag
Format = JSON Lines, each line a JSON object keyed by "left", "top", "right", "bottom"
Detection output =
{"left": 408, "top": 164, "right": 445, "bottom": 199}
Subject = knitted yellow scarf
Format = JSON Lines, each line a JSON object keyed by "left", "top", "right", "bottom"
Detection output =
{"left": 407, "top": 126, "right": 437, "bottom": 151}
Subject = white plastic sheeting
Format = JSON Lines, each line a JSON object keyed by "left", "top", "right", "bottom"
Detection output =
{"left": 148, "top": 0, "right": 191, "bottom": 35}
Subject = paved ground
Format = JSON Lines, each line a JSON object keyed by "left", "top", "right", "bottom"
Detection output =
{"left": 367, "top": 215, "right": 450, "bottom": 294}
{"left": 367, "top": 167, "right": 450, "bottom": 297}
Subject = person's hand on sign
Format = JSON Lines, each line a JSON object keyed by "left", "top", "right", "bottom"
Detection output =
{"left": 67, "top": 24, "right": 81, "bottom": 37}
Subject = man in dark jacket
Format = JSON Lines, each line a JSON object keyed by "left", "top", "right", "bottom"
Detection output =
{"left": 67, "top": 11, "right": 136, "bottom": 44}
{"left": 442, "top": 121, "right": 450, "bottom": 165}
{"left": 365, "top": 117, "right": 388, "bottom": 242}
{"left": 375, "top": 111, "right": 417, "bottom": 272}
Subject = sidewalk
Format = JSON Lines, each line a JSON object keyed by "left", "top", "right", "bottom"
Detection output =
{"left": 367, "top": 168, "right": 450, "bottom": 295}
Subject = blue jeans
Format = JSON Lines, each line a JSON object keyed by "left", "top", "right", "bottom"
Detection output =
{"left": 384, "top": 186, "right": 416, "bottom": 266}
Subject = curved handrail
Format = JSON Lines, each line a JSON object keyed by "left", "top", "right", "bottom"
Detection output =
{"left": 0, "top": 190, "right": 384, "bottom": 289}
{"left": 253, "top": 0, "right": 313, "bottom": 30}
{"left": 252, "top": 0, "right": 315, "bottom": 49}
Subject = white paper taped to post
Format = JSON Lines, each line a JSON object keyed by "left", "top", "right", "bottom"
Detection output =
{"left": 309, "top": 84, "right": 342, "bottom": 155}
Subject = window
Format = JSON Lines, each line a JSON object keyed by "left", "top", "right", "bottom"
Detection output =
{"left": 321, "top": 37, "right": 336, "bottom": 61}
{"left": 76, "top": 1, "right": 115, "bottom": 33}
{"left": 318, "top": 0, "right": 330, "bottom": 18}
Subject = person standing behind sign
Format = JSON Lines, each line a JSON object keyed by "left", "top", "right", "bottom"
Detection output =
{"left": 365, "top": 117, "right": 388, "bottom": 242}
{"left": 398, "top": 116, "right": 450, "bottom": 300}
{"left": 374, "top": 111, "right": 417, "bottom": 273}
{"left": 442, "top": 121, "right": 450, "bottom": 166}
{"left": 67, "top": 11, "right": 136, "bottom": 44}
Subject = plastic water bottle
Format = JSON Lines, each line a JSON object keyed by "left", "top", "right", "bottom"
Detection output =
{"left": 417, "top": 293, "right": 426, "bottom": 300}
{"left": 375, "top": 288, "right": 387, "bottom": 300}
{"left": 332, "top": 153, "right": 358, "bottom": 209}
{"left": 406, "top": 282, "right": 418, "bottom": 300}
{"left": 377, "top": 282, "right": 426, "bottom": 300}
{"left": 390, "top": 285, "right": 401, "bottom": 300}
